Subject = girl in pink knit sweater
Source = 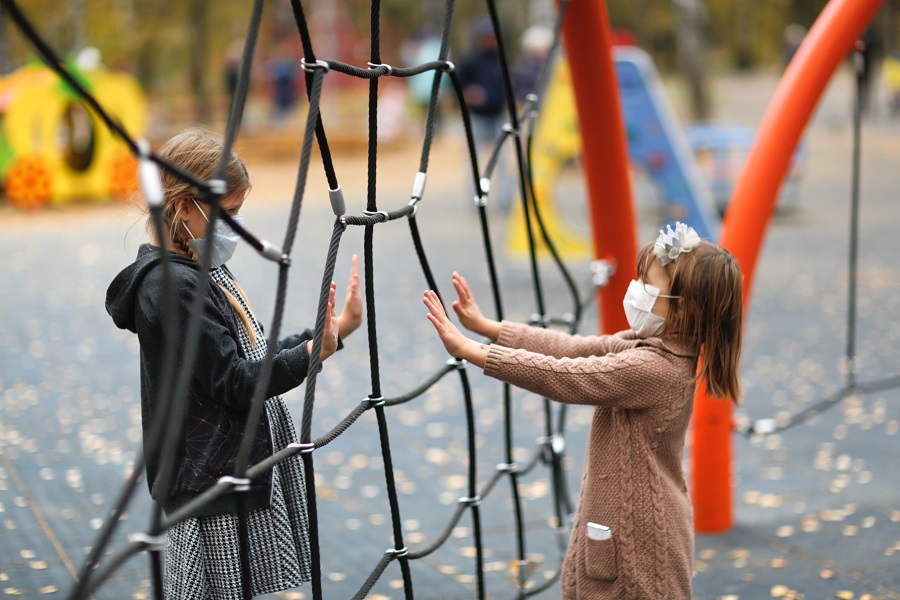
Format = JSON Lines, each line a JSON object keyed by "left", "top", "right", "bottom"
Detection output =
{"left": 423, "top": 223, "right": 743, "bottom": 598}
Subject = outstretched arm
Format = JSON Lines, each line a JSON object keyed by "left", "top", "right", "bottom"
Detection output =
{"left": 423, "top": 290, "right": 488, "bottom": 368}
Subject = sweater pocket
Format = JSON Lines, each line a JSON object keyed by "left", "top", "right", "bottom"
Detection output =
{"left": 581, "top": 522, "right": 618, "bottom": 582}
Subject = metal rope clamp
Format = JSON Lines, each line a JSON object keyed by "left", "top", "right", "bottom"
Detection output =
{"left": 367, "top": 62, "right": 393, "bottom": 76}
{"left": 259, "top": 240, "right": 290, "bottom": 266}
{"left": 537, "top": 434, "right": 566, "bottom": 455}
{"left": 366, "top": 395, "right": 385, "bottom": 408}
{"left": 447, "top": 357, "right": 467, "bottom": 370}
{"left": 496, "top": 462, "right": 519, "bottom": 474}
{"left": 442, "top": 60, "right": 455, "bottom": 73}
{"left": 363, "top": 210, "right": 390, "bottom": 223}
{"left": 208, "top": 178, "right": 227, "bottom": 196}
{"left": 590, "top": 259, "right": 617, "bottom": 288}
{"left": 219, "top": 475, "right": 251, "bottom": 492}
{"left": 287, "top": 442, "right": 316, "bottom": 454}
{"left": 409, "top": 171, "right": 427, "bottom": 207}
{"left": 406, "top": 198, "right": 419, "bottom": 218}
{"left": 329, "top": 186, "right": 346, "bottom": 217}
{"left": 529, "top": 313, "right": 552, "bottom": 327}
{"left": 128, "top": 531, "right": 166, "bottom": 550}
{"left": 502, "top": 122, "right": 520, "bottom": 137}
{"left": 385, "top": 546, "right": 409, "bottom": 558}
{"left": 137, "top": 139, "right": 164, "bottom": 209}
{"left": 301, "top": 58, "right": 330, "bottom": 73}
{"left": 458, "top": 495, "right": 481, "bottom": 507}
{"left": 473, "top": 177, "right": 490, "bottom": 207}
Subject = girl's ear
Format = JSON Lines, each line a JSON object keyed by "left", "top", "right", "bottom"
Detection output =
{"left": 173, "top": 196, "right": 191, "bottom": 216}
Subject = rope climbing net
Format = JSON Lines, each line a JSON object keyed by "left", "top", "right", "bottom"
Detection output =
{"left": 1, "top": 0, "right": 594, "bottom": 597}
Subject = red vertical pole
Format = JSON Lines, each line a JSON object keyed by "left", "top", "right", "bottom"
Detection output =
{"left": 559, "top": 0, "right": 635, "bottom": 334}
{"left": 692, "top": 0, "right": 884, "bottom": 533}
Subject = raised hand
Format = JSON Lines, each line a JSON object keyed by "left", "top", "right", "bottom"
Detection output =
{"left": 338, "top": 254, "right": 363, "bottom": 339}
{"left": 311, "top": 282, "right": 340, "bottom": 360}
{"left": 451, "top": 272, "right": 500, "bottom": 340}
{"left": 423, "top": 289, "right": 488, "bottom": 368}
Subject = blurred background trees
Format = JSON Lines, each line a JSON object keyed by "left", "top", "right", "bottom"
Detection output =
{"left": 1, "top": 0, "right": 897, "bottom": 128}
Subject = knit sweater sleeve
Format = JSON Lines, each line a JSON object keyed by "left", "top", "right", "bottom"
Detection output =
{"left": 496, "top": 320, "right": 636, "bottom": 359}
{"left": 483, "top": 343, "right": 679, "bottom": 410}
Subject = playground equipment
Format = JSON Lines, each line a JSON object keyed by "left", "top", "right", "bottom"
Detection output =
{"left": 687, "top": 122, "right": 808, "bottom": 214}
{"left": 508, "top": 45, "right": 720, "bottom": 258}
{"left": 0, "top": 50, "right": 147, "bottom": 209}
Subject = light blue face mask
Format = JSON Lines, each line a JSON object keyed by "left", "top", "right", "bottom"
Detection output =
{"left": 183, "top": 199, "right": 244, "bottom": 266}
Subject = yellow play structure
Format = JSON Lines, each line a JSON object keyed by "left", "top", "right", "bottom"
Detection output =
{"left": 0, "top": 49, "right": 147, "bottom": 209}
{"left": 506, "top": 59, "right": 591, "bottom": 258}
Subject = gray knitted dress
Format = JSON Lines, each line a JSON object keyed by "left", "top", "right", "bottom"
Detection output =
{"left": 164, "top": 267, "right": 311, "bottom": 599}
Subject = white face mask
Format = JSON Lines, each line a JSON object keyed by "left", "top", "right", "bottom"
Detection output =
{"left": 622, "top": 279, "right": 668, "bottom": 338}
{"left": 183, "top": 199, "right": 243, "bottom": 266}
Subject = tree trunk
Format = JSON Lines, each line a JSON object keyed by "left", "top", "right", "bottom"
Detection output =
{"left": 674, "top": 0, "right": 710, "bottom": 121}
{"left": 189, "top": 0, "right": 211, "bottom": 124}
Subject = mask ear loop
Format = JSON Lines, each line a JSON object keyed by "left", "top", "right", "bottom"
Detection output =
{"left": 640, "top": 280, "right": 681, "bottom": 300}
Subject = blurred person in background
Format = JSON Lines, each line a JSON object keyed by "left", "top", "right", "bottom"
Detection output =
{"left": 457, "top": 17, "right": 512, "bottom": 209}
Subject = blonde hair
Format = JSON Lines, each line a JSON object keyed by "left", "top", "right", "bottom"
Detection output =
{"left": 147, "top": 127, "right": 258, "bottom": 346}
{"left": 637, "top": 240, "right": 743, "bottom": 403}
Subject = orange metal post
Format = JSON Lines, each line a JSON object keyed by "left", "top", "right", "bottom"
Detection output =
{"left": 692, "top": 0, "right": 884, "bottom": 533}
{"left": 559, "top": 0, "right": 635, "bottom": 334}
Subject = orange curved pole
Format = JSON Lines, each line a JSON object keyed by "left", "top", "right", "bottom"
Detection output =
{"left": 692, "top": 0, "right": 885, "bottom": 533}
{"left": 560, "top": 0, "right": 635, "bottom": 334}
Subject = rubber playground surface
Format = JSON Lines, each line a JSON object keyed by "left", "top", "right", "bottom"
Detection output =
{"left": 1, "top": 70, "right": 899, "bottom": 599}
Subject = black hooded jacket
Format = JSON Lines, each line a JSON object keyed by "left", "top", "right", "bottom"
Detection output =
{"left": 106, "top": 244, "right": 314, "bottom": 516}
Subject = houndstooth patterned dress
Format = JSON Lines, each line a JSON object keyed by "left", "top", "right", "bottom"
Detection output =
{"left": 164, "top": 267, "right": 312, "bottom": 599}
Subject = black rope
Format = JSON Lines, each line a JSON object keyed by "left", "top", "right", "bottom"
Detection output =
{"left": 846, "top": 43, "right": 864, "bottom": 390}
{"left": 289, "top": 0, "right": 340, "bottom": 191}
{"left": 419, "top": 0, "right": 457, "bottom": 174}
{"left": 383, "top": 362, "right": 458, "bottom": 407}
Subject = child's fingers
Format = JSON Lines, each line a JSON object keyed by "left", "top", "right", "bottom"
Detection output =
{"left": 423, "top": 291, "right": 446, "bottom": 320}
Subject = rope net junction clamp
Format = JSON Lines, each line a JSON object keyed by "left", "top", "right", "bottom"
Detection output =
{"left": 385, "top": 546, "right": 409, "bottom": 558}
{"left": 496, "top": 462, "right": 519, "bottom": 474}
{"left": 458, "top": 495, "right": 481, "bottom": 507}
{"left": 208, "top": 178, "right": 227, "bottom": 196}
{"left": 287, "top": 442, "right": 316, "bottom": 454}
{"left": 367, "top": 62, "right": 393, "bottom": 76}
{"left": 410, "top": 171, "right": 427, "bottom": 204}
{"left": 363, "top": 210, "right": 390, "bottom": 222}
{"left": 447, "top": 357, "right": 467, "bottom": 370}
{"left": 590, "top": 259, "right": 617, "bottom": 288}
{"left": 474, "top": 178, "right": 490, "bottom": 207}
{"left": 259, "top": 240, "right": 290, "bottom": 266}
{"left": 329, "top": 186, "right": 346, "bottom": 216}
{"left": 501, "top": 122, "right": 520, "bottom": 137}
{"left": 301, "top": 58, "right": 329, "bottom": 73}
{"left": 137, "top": 139, "right": 164, "bottom": 209}
{"left": 128, "top": 531, "right": 166, "bottom": 550}
{"left": 366, "top": 395, "right": 385, "bottom": 408}
{"left": 218, "top": 475, "right": 251, "bottom": 492}
{"left": 537, "top": 433, "right": 566, "bottom": 455}
{"left": 529, "top": 313, "right": 552, "bottom": 328}
{"left": 442, "top": 60, "right": 455, "bottom": 73}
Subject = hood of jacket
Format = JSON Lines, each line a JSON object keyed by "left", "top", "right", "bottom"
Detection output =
{"left": 106, "top": 244, "right": 199, "bottom": 333}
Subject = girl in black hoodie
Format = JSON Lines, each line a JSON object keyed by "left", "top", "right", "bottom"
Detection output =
{"left": 106, "top": 127, "right": 362, "bottom": 598}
